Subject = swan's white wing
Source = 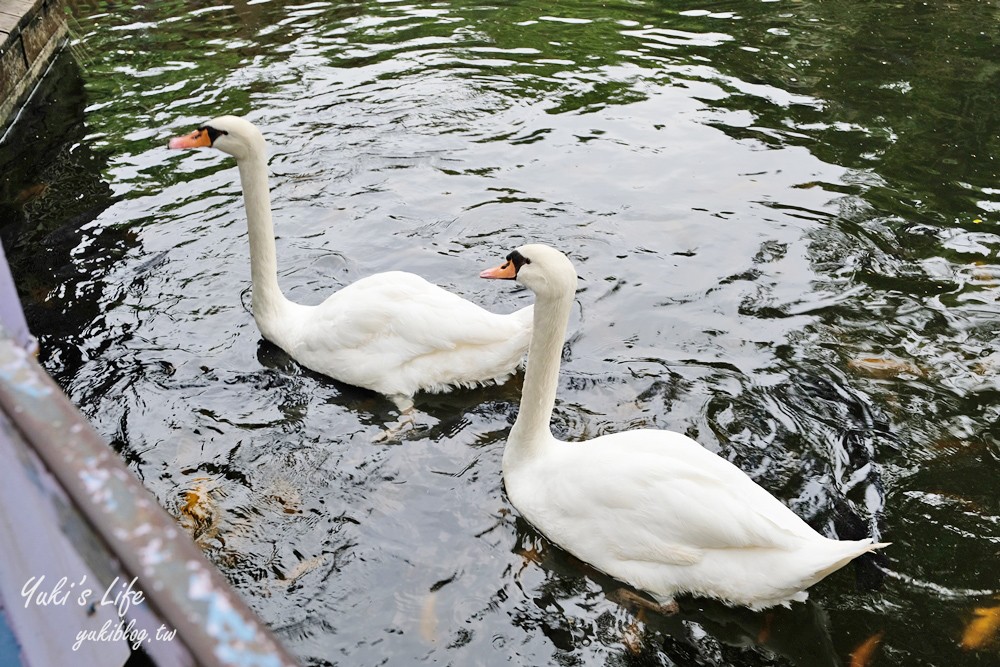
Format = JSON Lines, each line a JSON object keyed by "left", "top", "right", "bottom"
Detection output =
{"left": 285, "top": 272, "right": 532, "bottom": 396}
{"left": 331, "top": 271, "right": 529, "bottom": 345}
{"left": 511, "top": 430, "right": 821, "bottom": 570}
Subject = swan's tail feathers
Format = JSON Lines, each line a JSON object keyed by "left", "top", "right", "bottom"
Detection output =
{"left": 812, "top": 540, "right": 890, "bottom": 583}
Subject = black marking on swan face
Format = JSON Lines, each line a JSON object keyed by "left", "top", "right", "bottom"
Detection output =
{"left": 506, "top": 249, "right": 531, "bottom": 275}
{"left": 198, "top": 125, "right": 229, "bottom": 145}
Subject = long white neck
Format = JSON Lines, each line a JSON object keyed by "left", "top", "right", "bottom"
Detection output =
{"left": 505, "top": 285, "right": 574, "bottom": 469}
{"left": 235, "top": 151, "right": 291, "bottom": 339}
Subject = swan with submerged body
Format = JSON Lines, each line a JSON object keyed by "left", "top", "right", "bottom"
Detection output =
{"left": 167, "top": 116, "right": 532, "bottom": 413}
{"left": 481, "top": 243, "right": 888, "bottom": 610}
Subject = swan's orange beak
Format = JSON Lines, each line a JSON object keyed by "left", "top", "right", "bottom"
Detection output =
{"left": 480, "top": 260, "right": 518, "bottom": 280}
{"left": 168, "top": 129, "right": 213, "bottom": 150}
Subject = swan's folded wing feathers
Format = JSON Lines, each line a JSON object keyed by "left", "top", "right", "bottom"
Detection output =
{"left": 287, "top": 271, "right": 531, "bottom": 396}
{"left": 316, "top": 272, "right": 529, "bottom": 353}
{"left": 537, "top": 434, "right": 820, "bottom": 569}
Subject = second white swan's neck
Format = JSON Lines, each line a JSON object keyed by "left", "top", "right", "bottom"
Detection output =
{"left": 236, "top": 153, "right": 291, "bottom": 338}
{"left": 506, "top": 287, "right": 574, "bottom": 467}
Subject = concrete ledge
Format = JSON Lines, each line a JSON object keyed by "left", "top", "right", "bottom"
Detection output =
{"left": 0, "top": 0, "right": 67, "bottom": 133}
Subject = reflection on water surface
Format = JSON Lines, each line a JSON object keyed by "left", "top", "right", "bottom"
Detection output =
{"left": 2, "top": 0, "right": 999, "bottom": 665}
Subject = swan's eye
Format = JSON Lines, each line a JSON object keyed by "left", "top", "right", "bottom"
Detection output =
{"left": 507, "top": 250, "right": 530, "bottom": 271}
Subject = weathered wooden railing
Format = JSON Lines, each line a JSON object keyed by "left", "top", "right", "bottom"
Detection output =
{"left": 0, "top": 245, "right": 300, "bottom": 665}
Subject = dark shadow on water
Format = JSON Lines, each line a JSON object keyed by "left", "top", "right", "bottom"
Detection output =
{"left": 0, "top": 48, "right": 121, "bottom": 384}
{"left": 782, "top": 367, "right": 894, "bottom": 592}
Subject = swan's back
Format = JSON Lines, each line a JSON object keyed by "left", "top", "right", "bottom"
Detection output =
{"left": 274, "top": 271, "right": 533, "bottom": 400}
{"left": 504, "top": 428, "right": 884, "bottom": 609}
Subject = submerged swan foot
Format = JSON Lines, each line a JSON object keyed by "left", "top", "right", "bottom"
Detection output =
{"left": 373, "top": 410, "right": 417, "bottom": 442}
{"left": 372, "top": 394, "right": 418, "bottom": 442}
{"left": 610, "top": 587, "right": 679, "bottom": 617}
{"left": 621, "top": 619, "right": 645, "bottom": 655}
{"left": 372, "top": 406, "right": 439, "bottom": 442}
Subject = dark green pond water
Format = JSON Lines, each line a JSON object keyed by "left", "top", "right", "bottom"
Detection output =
{"left": 3, "top": 0, "right": 999, "bottom": 665}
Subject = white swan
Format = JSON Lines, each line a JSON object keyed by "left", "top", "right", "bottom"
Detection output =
{"left": 167, "top": 116, "right": 532, "bottom": 412}
{"left": 481, "top": 243, "right": 888, "bottom": 610}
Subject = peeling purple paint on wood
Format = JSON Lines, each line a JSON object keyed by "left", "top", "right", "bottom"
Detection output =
{"left": 0, "top": 241, "right": 35, "bottom": 354}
